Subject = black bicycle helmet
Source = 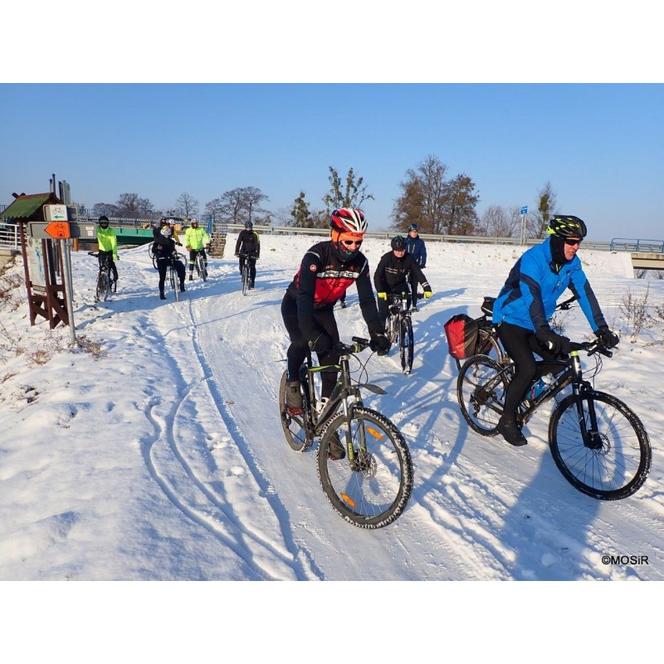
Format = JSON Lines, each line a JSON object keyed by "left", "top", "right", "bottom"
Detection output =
{"left": 547, "top": 215, "right": 587, "bottom": 239}
{"left": 391, "top": 235, "right": 406, "bottom": 250}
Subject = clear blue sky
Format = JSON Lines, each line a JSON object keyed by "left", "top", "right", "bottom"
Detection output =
{"left": 1, "top": 84, "right": 662, "bottom": 240}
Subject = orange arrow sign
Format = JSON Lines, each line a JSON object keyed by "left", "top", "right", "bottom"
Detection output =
{"left": 45, "top": 221, "right": 71, "bottom": 239}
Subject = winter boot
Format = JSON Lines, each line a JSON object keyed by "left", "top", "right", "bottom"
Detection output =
{"left": 180, "top": 282, "right": 186, "bottom": 292}
{"left": 189, "top": 273, "right": 193, "bottom": 281}
{"left": 285, "top": 380, "right": 303, "bottom": 415}
{"left": 497, "top": 416, "right": 528, "bottom": 446}
{"left": 159, "top": 290, "right": 166, "bottom": 300}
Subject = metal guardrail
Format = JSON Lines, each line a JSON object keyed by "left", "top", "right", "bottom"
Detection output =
{"left": 0, "top": 222, "right": 19, "bottom": 250}
{"left": 610, "top": 238, "right": 664, "bottom": 253}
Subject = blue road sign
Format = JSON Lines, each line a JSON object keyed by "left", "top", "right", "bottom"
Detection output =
{"left": 520, "top": 206, "right": 528, "bottom": 215}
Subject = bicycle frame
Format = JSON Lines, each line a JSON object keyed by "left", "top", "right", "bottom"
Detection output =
{"left": 485, "top": 342, "right": 607, "bottom": 436}
{"left": 299, "top": 340, "right": 384, "bottom": 462}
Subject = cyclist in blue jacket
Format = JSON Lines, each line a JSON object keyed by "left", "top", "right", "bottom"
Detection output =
{"left": 492, "top": 215, "right": 619, "bottom": 446}
{"left": 405, "top": 223, "right": 427, "bottom": 268}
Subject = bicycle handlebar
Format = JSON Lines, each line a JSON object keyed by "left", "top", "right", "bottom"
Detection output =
{"left": 567, "top": 340, "right": 614, "bottom": 358}
{"left": 336, "top": 336, "right": 372, "bottom": 355}
{"left": 543, "top": 338, "right": 614, "bottom": 358}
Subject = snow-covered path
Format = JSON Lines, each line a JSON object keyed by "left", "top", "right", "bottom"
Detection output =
{"left": 1, "top": 235, "right": 662, "bottom": 580}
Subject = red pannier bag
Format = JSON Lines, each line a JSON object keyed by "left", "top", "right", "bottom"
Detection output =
{"left": 444, "top": 313, "right": 481, "bottom": 360}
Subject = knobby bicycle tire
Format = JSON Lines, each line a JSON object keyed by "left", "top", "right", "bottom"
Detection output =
{"left": 400, "top": 315, "right": 414, "bottom": 374}
{"left": 317, "top": 406, "right": 413, "bottom": 529}
{"left": 457, "top": 354, "right": 507, "bottom": 436}
{"left": 170, "top": 266, "right": 179, "bottom": 302}
{"left": 242, "top": 265, "right": 249, "bottom": 295}
{"left": 198, "top": 254, "right": 208, "bottom": 281}
{"left": 549, "top": 390, "right": 651, "bottom": 500}
{"left": 96, "top": 271, "right": 111, "bottom": 302}
{"left": 279, "top": 371, "right": 313, "bottom": 451}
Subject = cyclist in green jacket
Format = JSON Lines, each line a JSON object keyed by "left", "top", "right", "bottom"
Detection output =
{"left": 96, "top": 216, "right": 119, "bottom": 290}
{"left": 184, "top": 219, "right": 210, "bottom": 280}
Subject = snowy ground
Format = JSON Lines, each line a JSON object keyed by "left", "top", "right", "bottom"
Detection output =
{"left": 1, "top": 234, "right": 663, "bottom": 580}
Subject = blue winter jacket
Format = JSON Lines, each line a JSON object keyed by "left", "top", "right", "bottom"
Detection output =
{"left": 405, "top": 235, "right": 427, "bottom": 267}
{"left": 492, "top": 237, "right": 606, "bottom": 333}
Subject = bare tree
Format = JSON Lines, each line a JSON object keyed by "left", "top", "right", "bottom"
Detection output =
{"left": 175, "top": 192, "right": 199, "bottom": 219}
{"left": 115, "top": 193, "right": 155, "bottom": 218}
{"left": 440, "top": 173, "right": 479, "bottom": 235}
{"left": 92, "top": 202, "right": 119, "bottom": 218}
{"left": 322, "top": 166, "right": 374, "bottom": 212}
{"left": 480, "top": 205, "right": 520, "bottom": 237}
{"left": 205, "top": 186, "right": 270, "bottom": 225}
{"left": 534, "top": 181, "right": 557, "bottom": 238}
{"left": 392, "top": 155, "right": 447, "bottom": 233}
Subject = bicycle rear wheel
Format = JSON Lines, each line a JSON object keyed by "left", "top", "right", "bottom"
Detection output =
{"left": 457, "top": 355, "right": 506, "bottom": 436}
{"left": 317, "top": 407, "right": 413, "bottom": 529}
{"left": 477, "top": 327, "right": 505, "bottom": 364}
{"left": 278, "top": 371, "right": 313, "bottom": 451}
{"left": 549, "top": 390, "right": 651, "bottom": 500}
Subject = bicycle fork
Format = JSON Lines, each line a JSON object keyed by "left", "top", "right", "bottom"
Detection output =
{"left": 569, "top": 353, "right": 603, "bottom": 450}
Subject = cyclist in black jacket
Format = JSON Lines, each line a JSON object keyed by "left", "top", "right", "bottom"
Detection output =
{"left": 235, "top": 221, "right": 260, "bottom": 289}
{"left": 373, "top": 235, "right": 433, "bottom": 327}
{"left": 152, "top": 226, "right": 186, "bottom": 300}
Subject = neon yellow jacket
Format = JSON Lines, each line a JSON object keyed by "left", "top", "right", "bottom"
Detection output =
{"left": 96, "top": 226, "right": 118, "bottom": 259}
{"left": 184, "top": 226, "right": 210, "bottom": 251}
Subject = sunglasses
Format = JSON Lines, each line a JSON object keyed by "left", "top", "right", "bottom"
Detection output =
{"left": 564, "top": 238, "right": 582, "bottom": 246}
{"left": 341, "top": 239, "right": 363, "bottom": 247}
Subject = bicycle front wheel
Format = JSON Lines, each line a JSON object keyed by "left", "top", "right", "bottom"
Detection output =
{"left": 317, "top": 407, "right": 413, "bottom": 529}
{"left": 242, "top": 265, "right": 249, "bottom": 295}
{"left": 278, "top": 371, "right": 313, "bottom": 451}
{"left": 457, "top": 355, "right": 506, "bottom": 436}
{"left": 171, "top": 268, "right": 180, "bottom": 302}
{"left": 96, "top": 272, "right": 110, "bottom": 302}
{"left": 549, "top": 391, "right": 651, "bottom": 500}
{"left": 400, "top": 316, "right": 414, "bottom": 374}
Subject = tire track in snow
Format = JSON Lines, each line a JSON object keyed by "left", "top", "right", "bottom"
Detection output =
{"left": 140, "top": 396, "right": 278, "bottom": 580}
{"left": 185, "top": 296, "right": 324, "bottom": 581}
{"left": 128, "top": 260, "right": 322, "bottom": 580}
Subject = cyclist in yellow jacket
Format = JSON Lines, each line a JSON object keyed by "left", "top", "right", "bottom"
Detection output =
{"left": 96, "top": 216, "right": 119, "bottom": 291}
{"left": 184, "top": 219, "right": 210, "bottom": 280}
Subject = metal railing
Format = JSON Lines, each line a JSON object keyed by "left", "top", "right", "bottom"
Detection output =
{"left": 0, "top": 222, "right": 19, "bottom": 250}
{"left": 610, "top": 238, "right": 664, "bottom": 253}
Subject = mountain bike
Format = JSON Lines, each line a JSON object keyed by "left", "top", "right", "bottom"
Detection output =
{"left": 279, "top": 337, "right": 413, "bottom": 529}
{"left": 385, "top": 292, "right": 424, "bottom": 374}
{"left": 168, "top": 252, "right": 185, "bottom": 302}
{"left": 192, "top": 249, "right": 208, "bottom": 281}
{"left": 89, "top": 251, "right": 113, "bottom": 302}
{"left": 457, "top": 338, "right": 651, "bottom": 500}
{"left": 238, "top": 252, "right": 256, "bottom": 295}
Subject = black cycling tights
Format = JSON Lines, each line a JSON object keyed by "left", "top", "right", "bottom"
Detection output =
{"left": 497, "top": 322, "right": 559, "bottom": 423}
{"left": 281, "top": 295, "right": 340, "bottom": 398}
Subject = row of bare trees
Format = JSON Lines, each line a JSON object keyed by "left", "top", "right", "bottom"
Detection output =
{"left": 87, "top": 159, "right": 559, "bottom": 238}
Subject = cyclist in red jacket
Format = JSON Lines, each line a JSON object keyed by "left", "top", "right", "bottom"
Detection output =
{"left": 281, "top": 208, "right": 390, "bottom": 415}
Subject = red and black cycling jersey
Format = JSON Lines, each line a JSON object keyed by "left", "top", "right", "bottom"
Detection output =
{"left": 285, "top": 240, "right": 383, "bottom": 337}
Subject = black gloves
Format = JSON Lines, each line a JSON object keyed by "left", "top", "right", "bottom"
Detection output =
{"left": 370, "top": 333, "right": 391, "bottom": 356}
{"left": 536, "top": 328, "right": 570, "bottom": 356}
{"left": 597, "top": 326, "right": 620, "bottom": 349}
